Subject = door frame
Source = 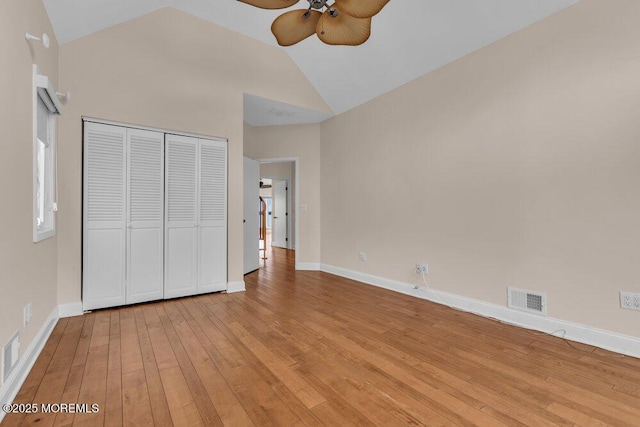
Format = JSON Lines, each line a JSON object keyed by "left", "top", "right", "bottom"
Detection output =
{"left": 270, "top": 178, "right": 290, "bottom": 250}
{"left": 256, "top": 157, "right": 300, "bottom": 268}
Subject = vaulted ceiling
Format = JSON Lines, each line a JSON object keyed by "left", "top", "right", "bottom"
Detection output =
{"left": 43, "top": 0, "right": 580, "bottom": 124}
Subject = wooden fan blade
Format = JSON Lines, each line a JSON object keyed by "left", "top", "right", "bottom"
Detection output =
{"left": 316, "top": 8, "right": 371, "bottom": 46}
{"left": 237, "top": 0, "right": 299, "bottom": 10}
{"left": 272, "top": 10, "right": 322, "bottom": 46}
{"left": 333, "top": 0, "right": 390, "bottom": 18}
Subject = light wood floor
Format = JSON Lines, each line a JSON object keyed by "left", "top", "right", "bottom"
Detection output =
{"left": 3, "top": 248, "right": 640, "bottom": 426}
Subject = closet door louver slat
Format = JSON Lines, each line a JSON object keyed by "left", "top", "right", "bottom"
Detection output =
{"left": 164, "top": 134, "right": 198, "bottom": 298}
{"left": 197, "top": 139, "right": 227, "bottom": 293}
{"left": 83, "top": 122, "right": 127, "bottom": 310}
{"left": 83, "top": 121, "right": 228, "bottom": 309}
{"left": 126, "top": 129, "right": 165, "bottom": 304}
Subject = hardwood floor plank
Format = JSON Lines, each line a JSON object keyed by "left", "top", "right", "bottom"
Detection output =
{"left": 4, "top": 247, "right": 640, "bottom": 427}
{"left": 121, "top": 370, "right": 154, "bottom": 427}
{"left": 157, "top": 304, "right": 223, "bottom": 426}
{"left": 174, "top": 299, "right": 255, "bottom": 426}
{"left": 72, "top": 311, "right": 111, "bottom": 427}
{"left": 52, "top": 315, "right": 95, "bottom": 427}
{"left": 104, "top": 311, "right": 123, "bottom": 427}
{"left": 21, "top": 316, "right": 84, "bottom": 427}
{"left": 186, "top": 298, "right": 302, "bottom": 426}
{"left": 2, "top": 319, "right": 69, "bottom": 427}
{"left": 227, "top": 321, "right": 326, "bottom": 409}
{"left": 158, "top": 366, "right": 203, "bottom": 427}
{"left": 119, "top": 308, "right": 154, "bottom": 427}
{"left": 133, "top": 308, "right": 173, "bottom": 427}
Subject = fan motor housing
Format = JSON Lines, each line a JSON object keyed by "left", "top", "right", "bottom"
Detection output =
{"left": 308, "top": 0, "right": 327, "bottom": 9}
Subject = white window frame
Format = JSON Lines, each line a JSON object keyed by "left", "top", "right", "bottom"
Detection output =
{"left": 32, "top": 65, "right": 62, "bottom": 243}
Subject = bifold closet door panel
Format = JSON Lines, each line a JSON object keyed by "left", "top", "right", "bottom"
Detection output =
{"left": 83, "top": 122, "right": 127, "bottom": 310}
{"left": 197, "top": 139, "right": 227, "bottom": 294}
{"left": 164, "top": 134, "right": 198, "bottom": 299}
{"left": 126, "top": 128, "right": 165, "bottom": 304}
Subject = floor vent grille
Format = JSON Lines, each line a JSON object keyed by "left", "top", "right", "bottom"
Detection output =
{"left": 508, "top": 287, "right": 547, "bottom": 316}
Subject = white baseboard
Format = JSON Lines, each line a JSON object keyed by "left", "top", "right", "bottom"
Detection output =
{"left": 320, "top": 264, "right": 640, "bottom": 359}
{"left": 0, "top": 307, "right": 59, "bottom": 423}
{"left": 226, "top": 281, "right": 246, "bottom": 293}
{"left": 58, "top": 302, "right": 83, "bottom": 318}
{"left": 296, "top": 262, "right": 320, "bottom": 271}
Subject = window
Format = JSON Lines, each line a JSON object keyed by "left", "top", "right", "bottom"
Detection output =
{"left": 33, "top": 65, "right": 61, "bottom": 242}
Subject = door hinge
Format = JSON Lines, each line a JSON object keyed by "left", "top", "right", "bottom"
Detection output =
{"left": 286, "top": 238, "right": 288, "bottom": 242}
{"left": 286, "top": 187, "right": 288, "bottom": 191}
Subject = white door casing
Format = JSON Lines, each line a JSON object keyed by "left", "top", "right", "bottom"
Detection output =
{"left": 272, "top": 179, "right": 288, "bottom": 248}
{"left": 243, "top": 157, "right": 260, "bottom": 274}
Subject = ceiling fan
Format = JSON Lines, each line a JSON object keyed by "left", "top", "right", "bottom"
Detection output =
{"left": 237, "top": 0, "right": 390, "bottom": 46}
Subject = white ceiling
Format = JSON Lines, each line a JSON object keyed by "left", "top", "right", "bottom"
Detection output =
{"left": 43, "top": 0, "right": 580, "bottom": 125}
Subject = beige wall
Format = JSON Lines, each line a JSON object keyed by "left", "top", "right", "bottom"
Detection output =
{"left": 57, "top": 8, "right": 330, "bottom": 304}
{"left": 244, "top": 123, "right": 321, "bottom": 265}
{"left": 320, "top": 0, "right": 640, "bottom": 338}
{"left": 0, "top": 0, "right": 59, "bottom": 381}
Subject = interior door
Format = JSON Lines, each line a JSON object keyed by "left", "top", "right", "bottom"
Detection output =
{"left": 164, "top": 134, "right": 198, "bottom": 299}
{"left": 243, "top": 157, "right": 260, "bottom": 274}
{"left": 83, "top": 122, "right": 127, "bottom": 310}
{"left": 197, "top": 139, "right": 227, "bottom": 293}
{"left": 272, "top": 179, "right": 288, "bottom": 248}
{"left": 126, "top": 128, "right": 164, "bottom": 304}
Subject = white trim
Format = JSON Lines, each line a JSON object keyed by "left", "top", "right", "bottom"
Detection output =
{"left": 58, "top": 302, "right": 83, "bottom": 318}
{"left": 226, "top": 281, "right": 246, "bottom": 293}
{"left": 320, "top": 264, "right": 640, "bottom": 359}
{"left": 33, "top": 65, "right": 57, "bottom": 243}
{"left": 0, "top": 307, "right": 58, "bottom": 423}
{"left": 82, "top": 117, "right": 227, "bottom": 143}
{"left": 296, "top": 263, "right": 321, "bottom": 271}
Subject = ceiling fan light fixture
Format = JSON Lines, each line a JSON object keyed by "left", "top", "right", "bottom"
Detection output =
{"left": 317, "top": 8, "right": 371, "bottom": 46}
{"left": 237, "top": 0, "right": 299, "bottom": 10}
{"left": 308, "top": 0, "right": 326, "bottom": 9}
{"left": 247, "top": 0, "right": 390, "bottom": 46}
{"left": 272, "top": 9, "right": 322, "bottom": 46}
{"left": 337, "top": 0, "right": 390, "bottom": 18}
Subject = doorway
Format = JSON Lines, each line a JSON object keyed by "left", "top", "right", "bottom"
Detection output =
{"left": 258, "top": 158, "right": 297, "bottom": 260}
{"left": 243, "top": 157, "right": 299, "bottom": 274}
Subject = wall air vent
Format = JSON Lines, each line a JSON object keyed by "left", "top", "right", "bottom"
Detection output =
{"left": 508, "top": 287, "right": 547, "bottom": 316}
{"left": 3, "top": 331, "right": 20, "bottom": 383}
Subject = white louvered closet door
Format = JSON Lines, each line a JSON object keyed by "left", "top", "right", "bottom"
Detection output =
{"left": 164, "top": 134, "right": 198, "bottom": 298}
{"left": 83, "top": 122, "right": 127, "bottom": 310}
{"left": 197, "top": 139, "right": 227, "bottom": 293}
{"left": 126, "top": 128, "right": 164, "bottom": 304}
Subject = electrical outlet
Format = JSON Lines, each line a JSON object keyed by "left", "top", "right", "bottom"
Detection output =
{"left": 620, "top": 291, "right": 640, "bottom": 311}
{"left": 23, "top": 304, "right": 32, "bottom": 327}
{"left": 415, "top": 263, "right": 428, "bottom": 274}
{"left": 359, "top": 252, "right": 367, "bottom": 262}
